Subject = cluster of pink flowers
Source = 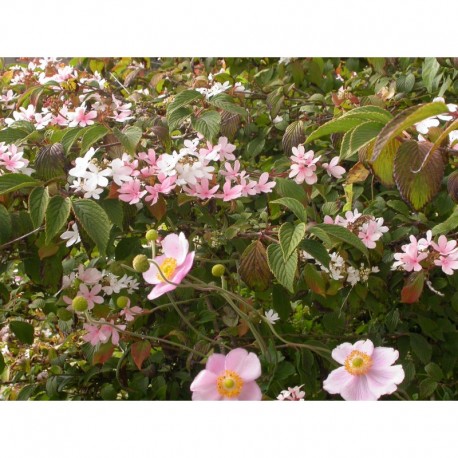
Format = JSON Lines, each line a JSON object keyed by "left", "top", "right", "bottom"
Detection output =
{"left": 0, "top": 143, "right": 33, "bottom": 175}
{"left": 277, "top": 385, "right": 305, "bottom": 401}
{"left": 288, "top": 145, "right": 345, "bottom": 185}
{"left": 324, "top": 208, "right": 388, "bottom": 249}
{"left": 392, "top": 231, "right": 458, "bottom": 275}
{"left": 82, "top": 321, "right": 126, "bottom": 346}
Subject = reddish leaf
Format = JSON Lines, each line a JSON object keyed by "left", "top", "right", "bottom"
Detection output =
{"left": 131, "top": 341, "right": 151, "bottom": 370}
{"left": 304, "top": 263, "right": 326, "bottom": 297}
{"left": 401, "top": 271, "right": 425, "bottom": 304}
{"left": 147, "top": 195, "right": 167, "bottom": 221}
{"left": 93, "top": 342, "right": 114, "bottom": 365}
{"left": 239, "top": 240, "right": 272, "bottom": 291}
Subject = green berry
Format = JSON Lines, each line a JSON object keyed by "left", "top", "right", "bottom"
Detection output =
{"left": 116, "top": 296, "right": 130, "bottom": 309}
{"left": 72, "top": 296, "right": 88, "bottom": 312}
{"left": 145, "top": 229, "right": 159, "bottom": 242}
{"left": 212, "top": 264, "right": 226, "bottom": 277}
{"left": 132, "top": 254, "right": 150, "bottom": 273}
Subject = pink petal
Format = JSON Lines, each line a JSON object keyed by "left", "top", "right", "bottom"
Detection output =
{"left": 192, "top": 386, "right": 222, "bottom": 401}
{"left": 371, "top": 347, "right": 400, "bottom": 369}
{"left": 237, "top": 381, "right": 262, "bottom": 400}
{"left": 366, "top": 365, "right": 405, "bottom": 398}
{"left": 353, "top": 339, "right": 374, "bottom": 356}
{"left": 142, "top": 255, "right": 167, "bottom": 285}
{"left": 147, "top": 281, "right": 176, "bottom": 300}
{"left": 206, "top": 353, "right": 226, "bottom": 375}
{"left": 340, "top": 375, "right": 378, "bottom": 401}
{"left": 331, "top": 342, "right": 354, "bottom": 364}
{"left": 190, "top": 369, "right": 218, "bottom": 391}
{"left": 162, "top": 233, "right": 188, "bottom": 265}
{"left": 225, "top": 348, "right": 261, "bottom": 382}
{"left": 170, "top": 252, "right": 195, "bottom": 284}
{"left": 323, "top": 366, "right": 353, "bottom": 394}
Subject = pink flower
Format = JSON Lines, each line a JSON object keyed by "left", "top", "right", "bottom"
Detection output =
{"left": 145, "top": 174, "right": 176, "bottom": 205}
{"left": 323, "top": 339, "right": 405, "bottom": 401}
{"left": 77, "top": 265, "right": 103, "bottom": 284}
{"left": 68, "top": 104, "right": 98, "bottom": 127}
{"left": 219, "top": 160, "right": 241, "bottom": 181}
{"left": 77, "top": 283, "right": 104, "bottom": 310}
{"left": 82, "top": 321, "right": 126, "bottom": 346}
{"left": 322, "top": 156, "right": 346, "bottom": 179}
{"left": 143, "top": 232, "right": 195, "bottom": 300}
{"left": 254, "top": 172, "right": 276, "bottom": 194}
{"left": 119, "top": 300, "right": 143, "bottom": 322}
{"left": 217, "top": 137, "right": 236, "bottom": 161}
{"left": 358, "top": 219, "right": 388, "bottom": 249}
{"left": 190, "top": 348, "right": 262, "bottom": 401}
{"left": 0, "top": 145, "right": 30, "bottom": 173}
{"left": 393, "top": 236, "right": 428, "bottom": 272}
{"left": 218, "top": 179, "right": 243, "bottom": 201}
{"left": 240, "top": 176, "right": 257, "bottom": 197}
{"left": 431, "top": 235, "right": 457, "bottom": 256}
{"left": 289, "top": 162, "right": 317, "bottom": 185}
{"left": 194, "top": 178, "right": 219, "bottom": 199}
{"left": 434, "top": 252, "right": 458, "bottom": 275}
{"left": 118, "top": 179, "right": 147, "bottom": 205}
{"left": 277, "top": 385, "right": 305, "bottom": 401}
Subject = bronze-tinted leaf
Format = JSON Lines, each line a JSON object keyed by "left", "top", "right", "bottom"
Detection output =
{"left": 131, "top": 341, "right": 151, "bottom": 370}
{"left": 239, "top": 240, "right": 272, "bottom": 291}
{"left": 345, "top": 162, "right": 370, "bottom": 184}
{"left": 394, "top": 141, "right": 445, "bottom": 210}
{"left": 401, "top": 271, "right": 425, "bottom": 303}
{"left": 220, "top": 111, "right": 241, "bottom": 140}
{"left": 35, "top": 143, "right": 67, "bottom": 181}
{"left": 282, "top": 120, "right": 305, "bottom": 154}
{"left": 447, "top": 170, "right": 458, "bottom": 203}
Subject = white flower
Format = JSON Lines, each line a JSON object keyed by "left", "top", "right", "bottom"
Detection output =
{"left": 68, "top": 148, "right": 97, "bottom": 178}
{"left": 264, "top": 309, "right": 280, "bottom": 325}
{"left": 277, "top": 385, "right": 305, "bottom": 401}
{"left": 60, "top": 223, "right": 81, "bottom": 247}
{"left": 415, "top": 117, "right": 440, "bottom": 135}
{"left": 272, "top": 115, "right": 283, "bottom": 124}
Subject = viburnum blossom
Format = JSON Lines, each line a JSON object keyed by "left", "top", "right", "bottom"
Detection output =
{"left": 277, "top": 385, "right": 305, "bottom": 401}
{"left": 143, "top": 232, "right": 195, "bottom": 300}
{"left": 288, "top": 145, "right": 320, "bottom": 185}
{"left": 119, "top": 300, "right": 143, "bottom": 322}
{"left": 0, "top": 144, "right": 31, "bottom": 174}
{"left": 322, "top": 156, "right": 346, "bottom": 179}
{"left": 190, "top": 348, "right": 262, "bottom": 400}
{"left": 60, "top": 223, "right": 81, "bottom": 247}
{"left": 68, "top": 104, "right": 98, "bottom": 127}
{"left": 264, "top": 309, "right": 279, "bottom": 325}
{"left": 118, "top": 179, "right": 147, "bottom": 205}
{"left": 393, "top": 235, "right": 429, "bottom": 272}
{"left": 323, "top": 339, "right": 405, "bottom": 401}
{"left": 82, "top": 322, "right": 126, "bottom": 346}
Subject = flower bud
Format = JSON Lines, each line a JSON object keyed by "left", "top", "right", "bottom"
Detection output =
{"left": 132, "top": 254, "right": 150, "bottom": 273}
{"left": 72, "top": 296, "right": 88, "bottom": 312}
{"left": 116, "top": 296, "right": 130, "bottom": 309}
{"left": 145, "top": 229, "right": 159, "bottom": 242}
{"left": 212, "top": 264, "right": 226, "bottom": 277}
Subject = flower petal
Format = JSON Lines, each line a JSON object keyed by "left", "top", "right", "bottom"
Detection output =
{"left": 142, "top": 255, "right": 167, "bottom": 285}
{"left": 237, "top": 381, "right": 262, "bottom": 400}
{"left": 353, "top": 339, "right": 374, "bottom": 356}
{"left": 371, "top": 347, "right": 400, "bottom": 369}
{"left": 332, "top": 342, "right": 354, "bottom": 364}
{"left": 340, "top": 375, "right": 379, "bottom": 401}
{"left": 323, "top": 366, "right": 353, "bottom": 395}
{"left": 162, "top": 232, "right": 189, "bottom": 265}
{"left": 206, "top": 353, "right": 226, "bottom": 375}
{"left": 224, "top": 348, "right": 261, "bottom": 382}
{"left": 366, "top": 365, "right": 405, "bottom": 398}
{"left": 190, "top": 369, "right": 218, "bottom": 391}
{"left": 147, "top": 281, "right": 176, "bottom": 300}
{"left": 170, "top": 251, "right": 195, "bottom": 284}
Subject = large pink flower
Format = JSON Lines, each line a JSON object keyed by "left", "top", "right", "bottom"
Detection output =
{"left": 190, "top": 348, "right": 262, "bottom": 401}
{"left": 323, "top": 339, "right": 405, "bottom": 401}
{"left": 143, "top": 232, "right": 195, "bottom": 300}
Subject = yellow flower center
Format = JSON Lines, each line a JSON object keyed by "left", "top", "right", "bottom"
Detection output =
{"left": 344, "top": 350, "right": 373, "bottom": 376}
{"left": 157, "top": 257, "right": 177, "bottom": 281}
{"left": 216, "top": 370, "right": 244, "bottom": 398}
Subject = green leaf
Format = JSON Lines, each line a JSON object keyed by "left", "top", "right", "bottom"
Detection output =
{"left": 191, "top": 110, "right": 221, "bottom": 141}
{"left": 10, "top": 321, "right": 34, "bottom": 345}
{"left": 246, "top": 136, "right": 265, "bottom": 159}
{"left": 309, "top": 223, "right": 369, "bottom": 259}
{"left": 72, "top": 199, "right": 112, "bottom": 256}
{"left": 431, "top": 207, "right": 458, "bottom": 236}
{"left": 208, "top": 93, "right": 247, "bottom": 117}
{"left": 267, "top": 243, "right": 298, "bottom": 293}
{"left": 372, "top": 102, "right": 448, "bottom": 162}
{"left": 80, "top": 125, "right": 109, "bottom": 153}
{"left": 279, "top": 222, "right": 306, "bottom": 260}
{"left": 396, "top": 74, "right": 415, "bottom": 93}
{"left": 394, "top": 141, "right": 445, "bottom": 210}
{"left": 401, "top": 271, "right": 425, "bottom": 304}
{"left": 61, "top": 127, "right": 83, "bottom": 153}
{"left": 45, "top": 195, "right": 71, "bottom": 245}
{"left": 271, "top": 197, "right": 307, "bottom": 222}
{"left": 339, "top": 105, "right": 393, "bottom": 123}
{"left": 424, "top": 362, "right": 443, "bottom": 382}
{"left": 0, "top": 204, "right": 12, "bottom": 244}
{"left": 113, "top": 126, "right": 143, "bottom": 154}
{"left": 98, "top": 199, "right": 124, "bottom": 229}
{"left": 282, "top": 120, "right": 305, "bottom": 153}
{"left": 303, "top": 263, "right": 326, "bottom": 296}
{"left": 272, "top": 284, "right": 292, "bottom": 320}
{"left": 266, "top": 88, "right": 284, "bottom": 119}
{"left": 299, "top": 238, "right": 331, "bottom": 269}
{"left": 422, "top": 58, "right": 441, "bottom": 93}
{"left": 306, "top": 117, "right": 363, "bottom": 143}
{"left": 238, "top": 240, "right": 272, "bottom": 291}
{"left": 167, "top": 89, "right": 203, "bottom": 113}
{"left": 0, "top": 353, "right": 5, "bottom": 374}
{"left": 166, "top": 106, "right": 192, "bottom": 131}
{"left": 28, "top": 187, "right": 49, "bottom": 228}
{"left": 0, "top": 174, "right": 42, "bottom": 196}
{"left": 0, "top": 124, "right": 34, "bottom": 143}
{"left": 340, "top": 121, "right": 384, "bottom": 160}
{"left": 274, "top": 178, "right": 306, "bottom": 201}
{"left": 368, "top": 139, "right": 400, "bottom": 187}
{"left": 410, "top": 333, "right": 432, "bottom": 364}
{"left": 419, "top": 378, "right": 438, "bottom": 399}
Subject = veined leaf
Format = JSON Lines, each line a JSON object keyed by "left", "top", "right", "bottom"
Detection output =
{"left": 167, "top": 89, "right": 203, "bottom": 113}
{"left": 306, "top": 117, "right": 363, "bottom": 143}
{"left": 369, "top": 139, "right": 400, "bottom": 187}
{"left": 431, "top": 208, "right": 458, "bottom": 236}
{"left": 401, "top": 271, "right": 425, "bottom": 304}
{"left": 80, "top": 125, "right": 109, "bottom": 153}
{"left": 340, "top": 121, "right": 384, "bottom": 160}
{"left": 29, "top": 187, "right": 49, "bottom": 228}
{"left": 282, "top": 121, "right": 305, "bottom": 154}
{"left": 279, "top": 222, "right": 306, "bottom": 260}
{"left": 271, "top": 197, "right": 307, "bottom": 222}
{"left": 167, "top": 106, "right": 192, "bottom": 131}
{"left": 267, "top": 243, "right": 297, "bottom": 293}
{"left": 299, "top": 238, "right": 331, "bottom": 268}
{"left": 0, "top": 204, "right": 12, "bottom": 244}
{"left": 191, "top": 110, "right": 221, "bottom": 141}
{"left": 238, "top": 240, "right": 272, "bottom": 291}
{"left": 45, "top": 195, "right": 71, "bottom": 245}
{"left": 208, "top": 93, "right": 247, "bottom": 117}
{"left": 0, "top": 174, "right": 42, "bottom": 196}
{"left": 303, "top": 263, "right": 326, "bottom": 296}
{"left": 113, "top": 126, "right": 142, "bottom": 154}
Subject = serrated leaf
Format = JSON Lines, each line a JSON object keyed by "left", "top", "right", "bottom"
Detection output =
{"left": 396, "top": 74, "right": 415, "bottom": 93}
{"left": 98, "top": 199, "right": 124, "bottom": 229}
{"left": 267, "top": 243, "right": 298, "bottom": 293}
{"left": 282, "top": 120, "right": 305, "bottom": 153}
{"left": 431, "top": 207, "right": 458, "bottom": 236}
{"left": 372, "top": 102, "right": 448, "bottom": 162}
{"left": 167, "top": 89, "right": 203, "bottom": 113}
{"left": 0, "top": 125, "right": 34, "bottom": 144}
{"left": 306, "top": 116, "right": 365, "bottom": 144}
{"left": 113, "top": 126, "right": 143, "bottom": 154}
{"left": 309, "top": 223, "right": 369, "bottom": 259}
{"left": 410, "top": 333, "right": 432, "bottom": 364}
{"left": 299, "top": 238, "right": 331, "bottom": 268}
{"left": 279, "top": 222, "right": 306, "bottom": 260}
{"left": 303, "top": 263, "right": 326, "bottom": 296}
{"left": 80, "top": 125, "right": 109, "bottom": 153}
{"left": 61, "top": 127, "right": 83, "bottom": 153}
{"left": 340, "top": 121, "right": 384, "bottom": 160}
{"left": 10, "top": 321, "right": 34, "bottom": 344}
{"left": 369, "top": 139, "right": 400, "bottom": 187}
{"left": 394, "top": 141, "right": 444, "bottom": 210}
{"left": 208, "top": 93, "right": 247, "bottom": 117}
{"left": 45, "top": 195, "right": 71, "bottom": 245}
{"left": 422, "top": 58, "right": 440, "bottom": 93}
{"left": 28, "top": 187, "right": 49, "bottom": 228}
{"left": 246, "top": 136, "right": 265, "bottom": 159}
{"left": 401, "top": 270, "right": 425, "bottom": 303}
{"left": 238, "top": 240, "right": 272, "bottom": 291}
{"left": 274, "top": 178, "right": 306, "bottom": 201}
{"left": 72, "top": 199, "right": 112, "bottom": 256}
{"left": 191, "top": 110, "right": 221, "bottom": 141}
{"left": 419, "top": 378, "right": 438, "bottom": 399}
{"left": 93, "top": 342, "right": 114, "bottom": 365}
{"left": 266, "top": 88, "right": 284, "bottom": 119}
{"left": 220, "top": 111, "right": 241, "bottom": 140}
{"left": 131, "top": 341, "right": 151, "bottom": 370}
{"left": 0, "top": 204, "right": 12, "bottom": 244}
{"left": 270, "top": 197, "right": 307, "bottom": 222}
{"left": 0, "top": 174, "right": 42, "bottom": 196}
{"left": 166, "top": 106, "right": 192, "bottom": 131}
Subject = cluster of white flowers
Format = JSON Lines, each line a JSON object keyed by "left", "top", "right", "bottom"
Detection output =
{"left": 277, "top": 385, "right": 305, "bottom": 401}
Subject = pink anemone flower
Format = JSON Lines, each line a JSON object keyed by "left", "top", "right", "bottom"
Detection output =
{"left": 323, "top": 339, "right": 405, "bottom": 401}
{"left": 190, "top": 348, "right": 262, "bottom": 401}
{"left": 143, "top": 232, "right": 195, "bottom": 300}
